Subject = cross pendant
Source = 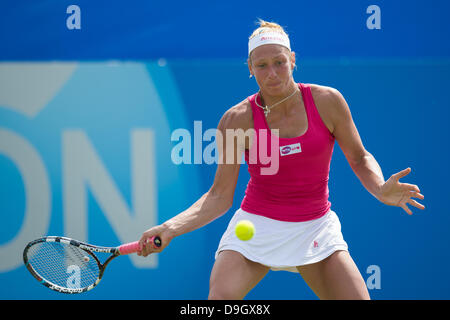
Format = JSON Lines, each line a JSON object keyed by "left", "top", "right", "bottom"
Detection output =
{"left": 264, "top": 106, "right": 270, "bottom": 117}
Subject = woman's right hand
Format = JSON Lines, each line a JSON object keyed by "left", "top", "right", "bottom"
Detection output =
{"left": 137, "top": 224, "right": 174, "bottom": 257}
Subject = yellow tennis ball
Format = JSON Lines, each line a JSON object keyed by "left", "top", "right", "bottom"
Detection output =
{"left": 235, "top": 220, "right": 255, "bottom": 241}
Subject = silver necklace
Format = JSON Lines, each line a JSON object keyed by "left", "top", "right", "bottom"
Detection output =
{"left": 255, "top": 88, "right": 299, "bottom": 117}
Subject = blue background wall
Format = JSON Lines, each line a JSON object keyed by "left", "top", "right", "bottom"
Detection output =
{"left": 0, "top": 0, "right": 449, "bottom": 300}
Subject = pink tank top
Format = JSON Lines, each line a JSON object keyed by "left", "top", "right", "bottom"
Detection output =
{"left": 240, "top": 83, "right": 335, "bottom": 222}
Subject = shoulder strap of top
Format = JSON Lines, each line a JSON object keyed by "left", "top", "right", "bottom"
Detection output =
{"left": 247, "top": 93, "right": 267, "bottom": 131}
{"left": 299, "top": 83, "right": 314, "bottom": 116}
{"left": 299, "top": 83, "right": 334, "bottom": 138}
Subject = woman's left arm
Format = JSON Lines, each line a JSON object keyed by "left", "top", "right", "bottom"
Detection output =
{"left": 323, "top": 87, "right": 425, "bottom": 215}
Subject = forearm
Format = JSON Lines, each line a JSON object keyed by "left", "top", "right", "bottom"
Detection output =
{"left": 162, "top": 190, "right": 232, "bottom": 238}
{"left": 349, "top": 151, "right": 385, "bottom": 200}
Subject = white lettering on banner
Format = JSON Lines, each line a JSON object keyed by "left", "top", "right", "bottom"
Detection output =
{"left": 366, "top": 5, "right": 381, "bottom": 30}
{"left": 0, "top": 129, "right": 51, "bottom": 272}
{"left": 62, "top": 129, "right": 157, "bottom": 268}
{"left": 66, "top": 5, "right": 81, "bottom": 30}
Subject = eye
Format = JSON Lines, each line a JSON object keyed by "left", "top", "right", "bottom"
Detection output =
{"left": 257, "top": 63, "right": 266, "bottom": 68}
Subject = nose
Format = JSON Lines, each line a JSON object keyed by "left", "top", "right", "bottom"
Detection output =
{"left": 266, "top": 65, "right": 277, "bottom": 79}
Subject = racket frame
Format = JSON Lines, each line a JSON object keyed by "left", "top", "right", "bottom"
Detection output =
{"left": 23, "top": 236, "right": 131, "bottom": 294}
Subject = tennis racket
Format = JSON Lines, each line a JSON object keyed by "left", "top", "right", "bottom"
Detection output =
{"left": 23, "top": 235, "right": 161, "bottom": 294}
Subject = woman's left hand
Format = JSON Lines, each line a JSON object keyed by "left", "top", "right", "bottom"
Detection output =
{"left": 378, "top": 168, "right": 425, "bottom": 215}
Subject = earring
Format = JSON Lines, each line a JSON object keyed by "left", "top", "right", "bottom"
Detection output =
{"left": 249, "top": 74, "right": 253, "bottom": 78}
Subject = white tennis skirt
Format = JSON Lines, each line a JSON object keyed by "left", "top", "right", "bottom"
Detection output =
{"left": 215, "top": 208, "right": 349, "bottom": 273}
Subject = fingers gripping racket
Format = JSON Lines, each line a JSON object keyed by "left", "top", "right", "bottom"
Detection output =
{"left": 23, "top": 236, "right": 161, "bottom": 294}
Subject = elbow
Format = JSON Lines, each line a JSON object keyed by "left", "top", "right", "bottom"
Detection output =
{"left": 348, "top": 150, "right": 371, "bottom": 170}
{"left": 207, "top": 188, "right": 234, "bottom": 216}
{"left": 220, "top": 197, "right": 234, "bottom": 216}
{"left": 212, "top": 199, "right": 233, "bottom": 220}
{"left": 225, "top": 199, "right": 233, "bottom": 212}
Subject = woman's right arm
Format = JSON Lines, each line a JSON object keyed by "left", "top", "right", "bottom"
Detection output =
{"left": 137, "top": 104, "right": 250, "bottom": 256}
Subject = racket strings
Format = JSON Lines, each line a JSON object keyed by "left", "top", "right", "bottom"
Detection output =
{"left": 26, "top": 242, "right": 100, "bottom": 289}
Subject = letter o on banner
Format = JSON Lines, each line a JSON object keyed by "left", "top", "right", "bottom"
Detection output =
{"left": 0, "top": 129, "right": 51, "bottom": 272}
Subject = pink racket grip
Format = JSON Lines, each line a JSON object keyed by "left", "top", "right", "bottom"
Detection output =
{"left": 118, "top": 236, "right": 161, "bottom": 255}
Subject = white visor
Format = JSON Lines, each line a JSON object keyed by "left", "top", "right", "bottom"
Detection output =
{"left": 248, "top": 30, "right": 291, "bottom": 56}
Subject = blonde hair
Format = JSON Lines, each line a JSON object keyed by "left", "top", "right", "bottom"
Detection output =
{"left": 249, "top": 19, "right": 289, "bottom": 41}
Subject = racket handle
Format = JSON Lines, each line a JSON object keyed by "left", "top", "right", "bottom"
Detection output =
{"left": 118, "top": 236, "right": 162, "bottom": 255}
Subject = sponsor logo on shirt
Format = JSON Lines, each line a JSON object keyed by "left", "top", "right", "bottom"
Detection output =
{"left": 280, "top": 143, "right": 302, "bottom": 156}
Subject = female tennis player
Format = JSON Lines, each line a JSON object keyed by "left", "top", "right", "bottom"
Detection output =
{"left": 137, "top": 20, "right": 425, "bottom": 300}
